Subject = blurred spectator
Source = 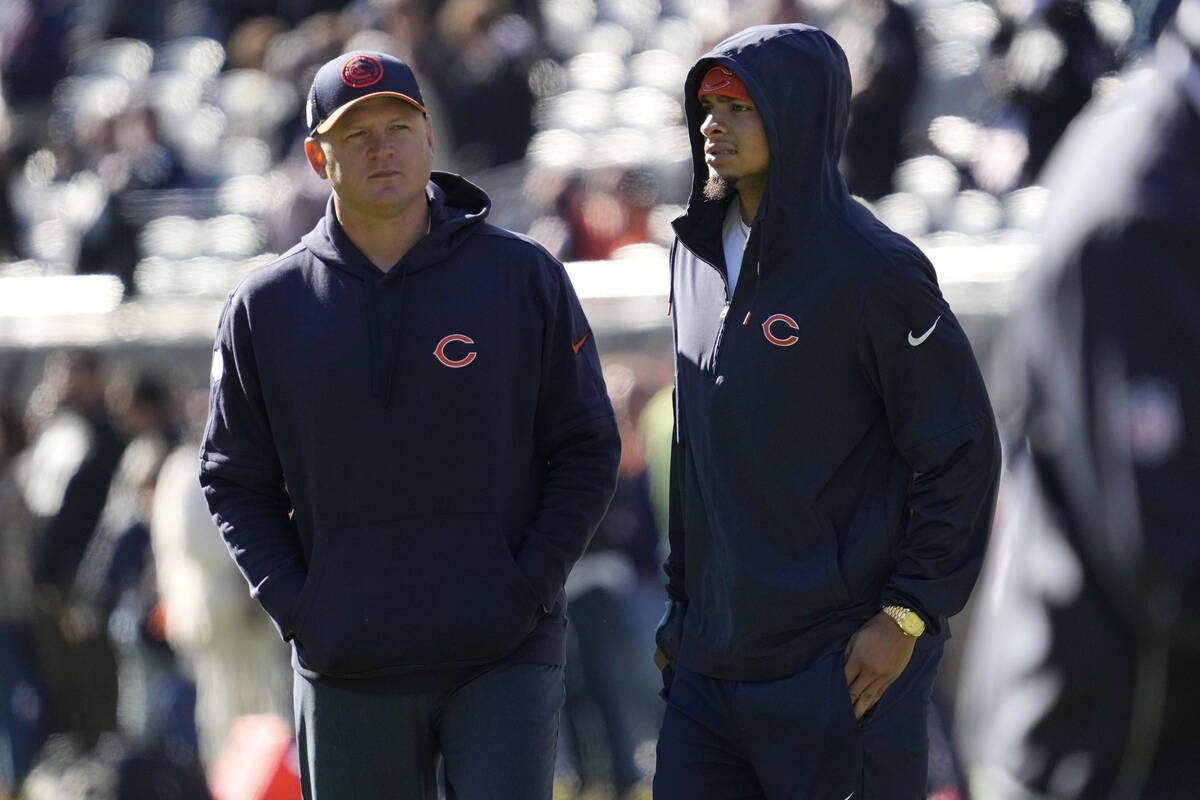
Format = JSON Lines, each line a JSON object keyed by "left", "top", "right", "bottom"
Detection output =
{"left": 63, "top": 372, "right": 198, "bottom": 761}
{"left": 22, "top": 350, "right": 126, "bottom": 600}
{"left": 840, "top": 0, "right": 921, "bottom": 200}
{"left": 369, "top": 0, "right": 434, "bottom": 62}
{"left": 225, "top": 0, "right": 346, "bottom": 29}
{"left": 0, "top": 106, "right": 26, "bottom": 262}
{"left": 957, "top": 2, "right": 1200, "bottom": 795}
{"left": 973, "top": 0, "right": 1121, "bottom": 194}
{"left": 0, "top": 0, "right": 72, "bottom": 115}
{"left": 150, "top": 394, "right": 291, "bottom": 769}
{"left": 19, "top": 349, "right": 126, "bottom": 746}
{"left": 258, "top": 10, "right": 354, "bottom": 159}
{"left": 561, "top": 362, "right": 660, "bottom": 800}
{"left": 0, "top": 398, "right": 53, "bottom": 797}
{"left": 263, "top": 137, "right": 330, "bottom": 254}
{"left": 607, "top": 168, "right": 661, "bottom": 255}
{"left": 225, "top": 14, "right": 288, "bottom": 70}
{"left": 20, "top": 732, "right": 211, "bottom": 800}
{"left": 416, "top": 0, "right": 540, "bottom": 172}
{"left": 635, "top": 384, "right": 674, "bottom": 544}
{"left": 535, "top": 167, "right": 663, "bottom": 262}
{"left": 77, "top": 104, "right": 192, "bottom": 295}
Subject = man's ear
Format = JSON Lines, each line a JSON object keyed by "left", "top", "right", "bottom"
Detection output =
{"left": 304, "top": 137, "right": 327, "bottom": 177}
{"left": 425, "top": 114, "right": 434, "bottom": 154}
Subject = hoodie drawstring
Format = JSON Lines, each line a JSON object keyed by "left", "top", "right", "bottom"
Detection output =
{"left": 360, "top": 257, "right": 411, "bottom": 408}
{"left": 380, "top": 259, "right": 411, "bottom": 408}
{"left": 363, "top": 281, "right": 383, "bottom": 399}
{"left": 740, "top": 220, "right": 764, "bottom": 327}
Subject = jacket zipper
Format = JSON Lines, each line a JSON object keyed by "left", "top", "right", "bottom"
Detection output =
{"left": 678, "top": 231, "right": 748, "bottom": 378}
{"left": 711, "top": 293, "right": 732, "bottom": 375}
{"left": 708, "top": 234, "right": 753, "bottom": 376}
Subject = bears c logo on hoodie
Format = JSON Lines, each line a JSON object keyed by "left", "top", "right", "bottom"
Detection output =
{"left": 434, "top": 334, "right": 477, "bottom": 367}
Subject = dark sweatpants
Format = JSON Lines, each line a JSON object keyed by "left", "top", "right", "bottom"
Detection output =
{"left": 293, "top": 662, "right": 564, "bottom": 800}
{"left": 654, "top": 645, "right": 942, "bottom": 799}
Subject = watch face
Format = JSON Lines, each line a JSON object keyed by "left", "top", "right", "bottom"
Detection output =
{"left": 901, "top": 613, "right": 924, "bottom": 636}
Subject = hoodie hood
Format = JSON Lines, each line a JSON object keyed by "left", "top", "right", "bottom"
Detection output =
{"left": 675, "top": 24, "right": 853, "bottom": 262}
{"left": 300, "top": 170, "right": 491, "bottom": 280}
{"left": 298, "top": 171, "right": 492, "bottom": 406}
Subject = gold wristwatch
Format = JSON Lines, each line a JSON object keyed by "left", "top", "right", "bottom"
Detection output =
{"left": 882, "top": 605, "right": 925, "bottom": 637}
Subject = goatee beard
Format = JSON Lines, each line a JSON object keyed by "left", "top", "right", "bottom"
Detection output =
{"left": 703, "top": 174, "right": 730, "bottom": 202}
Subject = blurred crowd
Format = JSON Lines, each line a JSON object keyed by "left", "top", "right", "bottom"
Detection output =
{"left": 0, "top": 0, "right": 1152, "bottom": 299}
{"left": 0, "top": 0, "right": 1179, "bottom": 798}
{"left": 0, "top": 347, "right": 296, "bottom": 799}
{"left": 0, "top": 343, "right": 675, "bottom": 800}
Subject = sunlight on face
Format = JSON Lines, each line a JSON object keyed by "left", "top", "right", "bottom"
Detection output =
{"left": 310, "top": 96, "right": 435, "bottom": 221}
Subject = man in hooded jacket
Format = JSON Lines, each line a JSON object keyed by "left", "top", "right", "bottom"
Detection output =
{"left": 652, "top": 25, "right": 1001, "bottom": 799}
{"left": 957, "top": 1, "right": 1200, "bottom": 795}
{"left": 199, "top": 51, "right": 620, "bottom": 800}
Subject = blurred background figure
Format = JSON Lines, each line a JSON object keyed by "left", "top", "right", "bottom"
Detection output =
{"left": 76, "top": 102, "right": 194, "bottom": 296}
{"left": 971, "top": 0, "right": 1121, "bottom": 194}
{"left": 19, "top": 732, "right": 212, "bottom": 800}
{"left": 0, "top": 397, "right": 53, "bottom": 798}
{"left": 19, "top": 349, "right": 126, "bottom": 748}
{"left": 956, "top": 0, "right": 1200, "bottom": 795}
{"left": 840, "top": 0, "right": 922, "bottom": 200}
{"left": 417, "top": 0, "right": 542, "bottom": 173}
{"left": 150, "top": 391, "right": 291, "bottom": 771}
{"left": 559, "top": 360, "right": 661, "bottom": 800}
{"left": 63, "top": 371, "right": 200, "bottom": 768}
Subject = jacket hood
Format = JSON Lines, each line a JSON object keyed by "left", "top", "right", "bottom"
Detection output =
{"left": 675, "top": 25, "right": 853, "bottom": 255}
{"left": 300, "top": 170, "right": 491, "bottom": 280}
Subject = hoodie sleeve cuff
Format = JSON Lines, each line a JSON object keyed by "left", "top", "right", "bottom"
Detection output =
{"left": 255, "top": 570, "right": 309, "bottom": 642}
{"left": 515, "top": 545, "right": 563, "bottom": 613}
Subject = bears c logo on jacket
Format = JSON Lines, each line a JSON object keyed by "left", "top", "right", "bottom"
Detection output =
{"left": 761, "top": 314, "right": 800, "bottom": 347}
{"left": 434, "top": 334, "right": 477, "bottom": 367}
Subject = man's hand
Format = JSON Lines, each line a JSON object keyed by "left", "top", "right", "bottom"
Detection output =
{"left": 654, "top": 646, "right": 670, "bottom": 671}
{"left": 843, "top": 610, "right": 916, "bottom": 720}
{"left": 654, "top": 598, "right": 685, "bottom": 671}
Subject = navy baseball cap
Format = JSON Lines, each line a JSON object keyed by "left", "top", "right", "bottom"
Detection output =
{"left": 305, "top": 51, "right": 427, "bottom": 137}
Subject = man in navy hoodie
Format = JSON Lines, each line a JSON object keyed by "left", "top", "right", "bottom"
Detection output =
{"left": 652, "top": 26, "right": 1001, "bottom": 799}
{"left": 199, "top": 51, "right": 620, "bottom": 800}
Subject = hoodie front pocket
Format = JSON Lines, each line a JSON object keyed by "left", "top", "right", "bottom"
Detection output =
{"left": 292, "top": 512, "right": 540, "bottom": 677}
{"left": 749, "top": 504, "right": 853, "bottom": 615}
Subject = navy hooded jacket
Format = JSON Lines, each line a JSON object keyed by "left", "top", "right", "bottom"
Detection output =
{"left": 665, "top": 25, "right": 1001, "bottom": 682}
{"left": 200, "top": 172, "right": 620, "bottom": 685}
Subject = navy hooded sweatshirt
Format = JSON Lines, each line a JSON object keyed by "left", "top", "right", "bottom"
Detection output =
{"left": 665, "top": 25, "right": 1002, "bottom": 682}
{"left": 200, "top": 172, "right": 620, "bottom": 686}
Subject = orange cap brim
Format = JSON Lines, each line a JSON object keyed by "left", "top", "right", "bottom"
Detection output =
{"left": 314, "top": 91, "right": 427, "bottom": 135}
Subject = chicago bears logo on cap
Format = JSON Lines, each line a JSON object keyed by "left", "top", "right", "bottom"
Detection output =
{"left": 342, "top": 55, "right": 384, "bottom": 88}
{"left": 701, "top": 66, "right": 735, "bottom": 93}
{"left": 697, "top": 65, "right": 752, "bottom": 103}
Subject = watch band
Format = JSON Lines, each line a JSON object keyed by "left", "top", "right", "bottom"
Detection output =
{"left": 882, "top": 604, "right": 925, "bottom": 637}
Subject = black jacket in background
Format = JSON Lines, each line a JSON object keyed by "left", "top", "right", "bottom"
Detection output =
{"left": 958, "top": 25, "right": 1200, "bottom": 798}
{"left": 201, "top": 172, "right": 620, "bottom": 687}
{"left": 666, "top": 24, "right": 1001, "bottom": 682}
